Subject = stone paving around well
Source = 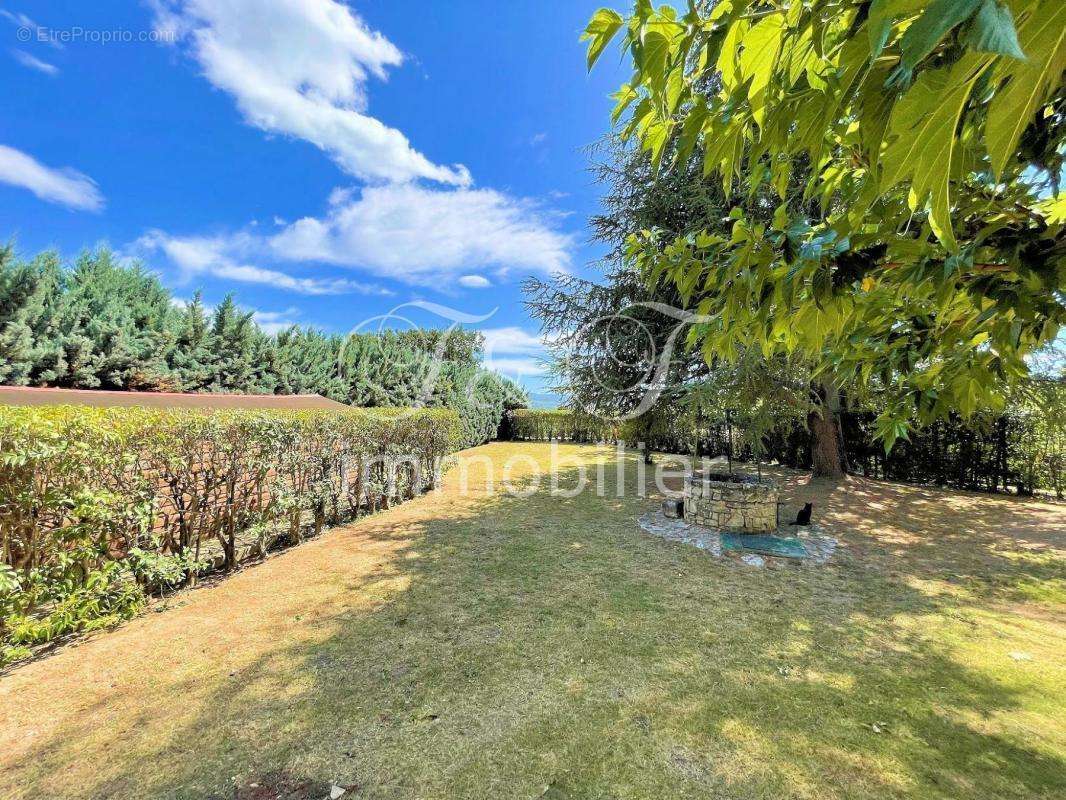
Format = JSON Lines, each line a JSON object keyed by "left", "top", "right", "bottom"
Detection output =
{"left": 638, "top": 509, "right": 838, "bottom": 565}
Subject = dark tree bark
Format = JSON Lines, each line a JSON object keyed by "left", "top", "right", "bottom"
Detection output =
{"left": 809, "top": 381, "right": 849, "bottom": 478}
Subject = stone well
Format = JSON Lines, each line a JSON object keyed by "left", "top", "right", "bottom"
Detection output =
{"left": 684, "top": 471, "right": 778, "bottom": 533}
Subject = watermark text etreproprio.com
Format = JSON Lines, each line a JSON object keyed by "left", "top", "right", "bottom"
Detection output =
{"left": 17, "top": 26, "right": 176, "bottom": 46}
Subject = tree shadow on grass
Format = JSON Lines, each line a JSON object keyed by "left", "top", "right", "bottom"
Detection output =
{"left": 4, "top": 445, "right": 1064, "bottom": 799}
{"left": 660, "top": 454, "right": 1066, "bottom": 603}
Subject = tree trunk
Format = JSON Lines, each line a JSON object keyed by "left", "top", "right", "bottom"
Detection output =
{"left": 290, "top": 508, "right": 302, "bottom": 544}
{"left": 996, "top": 417, "right": 1009, "bottom": 493}
{"left": 725, "top": 409, "right": 734, "bottom": 477}
{"left": 809, "top": 381, "right": 849, "bottom": 478}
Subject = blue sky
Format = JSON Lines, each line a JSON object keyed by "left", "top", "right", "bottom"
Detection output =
{"left": 0, "top": 0, "right": 631, "bottom": 404}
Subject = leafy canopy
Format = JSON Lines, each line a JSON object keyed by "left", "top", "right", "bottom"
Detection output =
{"left": 526, "top": 138, "right": 812, "bottom": 451}
{"left": 584, "top": 0, "right": 1065, "bottom": 446}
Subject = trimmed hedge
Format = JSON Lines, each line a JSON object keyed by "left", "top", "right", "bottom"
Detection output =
{"left": 440, "top": 364, "right": 528, "bottom": 449}
{"left": 0, "top": 404, "right": 460, "bottom": 663}
{"left": 505, "top": 409, "right": 620, "bottom": 443}
{"left": 505, "top": 405, "right": 1066, "bottom": 498}
{"left": 504, "top": 408, "right": 716, "bottom": 453}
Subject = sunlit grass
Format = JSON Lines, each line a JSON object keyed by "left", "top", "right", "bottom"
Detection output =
{"left": 1, "top": 442, "right": 1063, "bottom": 799}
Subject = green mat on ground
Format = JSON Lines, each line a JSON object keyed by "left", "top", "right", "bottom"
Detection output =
{"left": 721, "top": 533, "right": 808, "bottom": 559}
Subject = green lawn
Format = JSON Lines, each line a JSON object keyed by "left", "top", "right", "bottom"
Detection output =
{"left": 1, "top": 442, "right": 1063, "bottom": 799}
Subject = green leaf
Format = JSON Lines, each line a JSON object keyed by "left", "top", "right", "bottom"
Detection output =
{"left": 675, "top": 98, "right": 708, "bottom": 166}
{"left": 582, "top": 8, "right": 625, "bottom": 71}
{"left": 638, "top": 28, "right": 675, "bottom": 96}
{"left": 785, "top": 22, "right": 817, "bottom": 86}
{"left": 1038, "top": 192, "right": 1066, "bottom": 224}
{"left": 857, "top": 62, "right": 897, "bottom": 156}
{"left": 664, "top": 61, "right": 685, "bottom": 115}
{"left": 964, "top": 0, "right": 1025, "bottom": 58}
{"left": 892, "top": 0, "right": 982, "bottom": 82}
{"left": 642, "top": 118, "right": 670, "bottom": 170}
{"left": 868, "top": 0, "right": 929, "bottom": 58}
{"left": 716, "top": 19, "right": 750, "bottom": 91}
{"left": 610, "top": 82, "right": 639, "bottom": 124}
{"left": 739, "top": 14, "right": 786, "bottom": 126}
{"left": 881, "top": 54, "right": 993, "bottom": 251}
{"left": 986, "top": 0, "right": 1066, "bottom": 177}
{"left": 621, "top": 96, "right": 652, "bottom": 141}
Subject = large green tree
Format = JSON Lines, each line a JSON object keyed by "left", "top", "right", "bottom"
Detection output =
{"left": 584, "top": 0, "right": 1065, "bottom": 453}
{"left": 527, "top": 139, "right": 814, "bottom": 464}
{"left": 273, "top": 327, "right": 348, "bottom": 400}
{"left": 203, "top": 296, "right": 277, "bottom": 394}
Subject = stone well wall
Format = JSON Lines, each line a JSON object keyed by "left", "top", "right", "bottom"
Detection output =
{"left": 684, "top": 472, "right": 778, "bottom": 533}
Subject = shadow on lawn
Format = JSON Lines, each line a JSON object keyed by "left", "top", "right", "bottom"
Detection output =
{"left": 665, "top": 455, "right": 1065, "bottom": 602}
{"left": 11, "top": 447, "right": 1066, "bottom": 799}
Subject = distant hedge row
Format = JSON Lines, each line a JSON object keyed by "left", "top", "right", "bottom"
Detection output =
{"left": 504, "top": 409, "right": 620, "bottom": 443}
{"left": 503, "top": 408, "right": 716, "bottom": 451}
{"left": 503, "top": 405, "right": 1065, "bottom": 498}
{"left": 0, "top": 405, "right": 459, "bottom": 664}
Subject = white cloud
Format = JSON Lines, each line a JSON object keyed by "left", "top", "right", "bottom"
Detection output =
{"left": 129, "top": 182, "right": 572, "bottom": 294}
{"left": 138, "top": 2, "right": 574, "bottom": 293}
{"left": 0, "top": 11, "right": 61, "bottom": 49}
{"left": 252, "top": 307, "right": 302, "bottom": 334}
{"left": 271, "top": 184, "right": 572, "bottom": 284}
{"left": 480, "top": 326, "right": 548, "bottom": 356}
{"left": 11, "top": 50, "right": 58, "bottom": 75}
{"left": 483, "top": 357, "right": 546, "bottom": 377}
{"left": 0, "top": 144, "right": 103, "bottom": 211}
{"left": 328, "top": 186, "right": 355, "bottom": 206}
{"left": 150, "top": 0, "right": 468, "bottom": 185}
{"left": 479, "top": 326, "right": 552, "bottom": 379}
{"left": 133, "top": 229, "right": 392, "bottom": 296}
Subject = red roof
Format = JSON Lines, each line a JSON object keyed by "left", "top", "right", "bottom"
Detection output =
{"left": 0, "top": 385, "right": 350, "bottom": 411}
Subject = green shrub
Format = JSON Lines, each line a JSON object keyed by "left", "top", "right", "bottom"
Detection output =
{"left": 0, "top": 404, "right": 460, "bottom": 663}
{"left": 442, "top": 366, "right": 528, "bottom": 448}
{"left": 507, "top": 402, "right": 1066, "bottom": 497}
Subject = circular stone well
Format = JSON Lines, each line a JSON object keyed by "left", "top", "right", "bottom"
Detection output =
{"left": 684, "top": 471, "right": 779, "bottom": 533}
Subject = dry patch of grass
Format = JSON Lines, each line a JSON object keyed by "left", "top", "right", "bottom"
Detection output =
{"left": 1, "top": 443, "right": 1064, "bottom": 799}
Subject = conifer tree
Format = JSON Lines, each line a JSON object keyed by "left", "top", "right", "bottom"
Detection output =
{"left": 273, "top": 328, "right": 346, "bottom": 399}
{"left": 168, "top": 293, "right": 215, "bottom": 391}
{"left": 0, "top": 247, "right": 64, "bottom": 385}
{"left": 206, "top": 296, "right": 275, "bottom": 393}
{"left": 0, "top": 244, "right": 527, "bottom": 445}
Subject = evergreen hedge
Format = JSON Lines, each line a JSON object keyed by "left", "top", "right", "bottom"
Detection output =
{"left": 0, "top": 404, "right": 459, "bottom": 664}
{"left": 0, "top": 246, "right": 528, "bottom": 448}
